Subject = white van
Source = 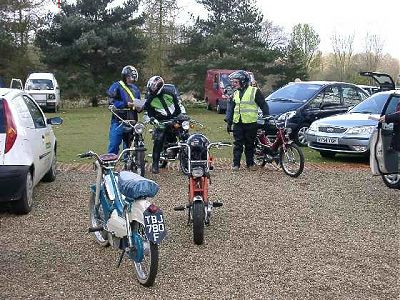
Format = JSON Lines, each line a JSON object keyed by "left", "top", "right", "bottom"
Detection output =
{"left": 25, "top": 73, "right": 61, "bottom": 112}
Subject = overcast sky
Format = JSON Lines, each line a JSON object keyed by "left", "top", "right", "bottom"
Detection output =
{"left": 178, "top": 0, "right": 400, "bottom": 60}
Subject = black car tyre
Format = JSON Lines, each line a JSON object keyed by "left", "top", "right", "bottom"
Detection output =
{"left": 381, "top": 174, "right": 400, "bottom": 189}
{"left": 295, "top": 124, "right": 309, "bottom": 146}
{"left": 206, "top": 100, "right": 212, "bottom": 110}
{"left": 319, "top": 150, "right": 336, "bottom": 158}
{"left": 14, "top": 171, "right": 34, "bottom": 214}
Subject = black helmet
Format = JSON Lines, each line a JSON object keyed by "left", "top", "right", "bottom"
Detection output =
{"left": 229, "top": 70, "right": 250, "bottom": 88}
{"left": 146, "top": 75, "right": 165, "bottom": 96}
{"left": 187, "top": 134, "right": 209, "bottom": 160}
{"left": 121, "top": 65, "right": 138, "bottom": 82}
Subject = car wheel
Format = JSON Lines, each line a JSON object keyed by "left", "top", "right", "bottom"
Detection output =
{"left": 381, "top": 174, "right": 400, "bottom": 189}
{"left": 295, "top": 125, "right": 309, "bottom": 146}
{"left": 14, "top": 171, "right": 34, "bottom": 214}
{"left": 42, "top": 150, "right": 57, "bottom": 182}
{"left": 206, "top": 99, "right": 212, "bottom": 110}
{"left": 319, "top": 150, "right": 336, "bottom": 158}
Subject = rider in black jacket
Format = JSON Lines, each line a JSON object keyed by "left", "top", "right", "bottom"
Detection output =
{"left": 144, "top": 75, "right": 181, "bottom": 174}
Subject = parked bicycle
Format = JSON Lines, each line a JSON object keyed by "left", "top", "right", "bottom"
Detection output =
{"left": 254, "top": 112, "right": 305, "bottom": 177}
{"left": 170, "top": 133, "right": 231, "bottom": 244}
{"left": 110, "top": 106, "right": 146, "bottom": 176}
{"left": 78, "top": 149, "right": 166, "bottom": 286}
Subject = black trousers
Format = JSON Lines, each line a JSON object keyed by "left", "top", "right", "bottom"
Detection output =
{"left": 232, "top": 122, "right": 258, "bottom": 167}
{"left": 152, "top": 127, "right": 176, "bottom": 166}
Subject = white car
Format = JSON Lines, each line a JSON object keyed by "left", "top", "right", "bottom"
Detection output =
{"left": 25, "top": 72, "right": 61, "bottom": 112}
{"left": 0, "top": 88, "right": 63, "bottom": 214}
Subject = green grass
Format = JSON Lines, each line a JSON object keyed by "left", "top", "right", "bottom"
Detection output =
{"left": 47, "top": 106, "right": 369, "bottom": 165}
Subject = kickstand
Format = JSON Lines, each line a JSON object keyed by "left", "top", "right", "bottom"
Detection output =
{"left": 116, "top": 249, "right": 125, "bottom": 268}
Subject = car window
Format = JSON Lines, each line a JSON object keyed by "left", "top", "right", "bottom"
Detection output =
{"left": 343, "top": 86, "right": 363, "bottom": 106}
{"left": 266, "top": 83, "right": 321, "bottom": 102}
{"left": 385, "top": 95, "right": 400, "bottom": 115}
{"left": 22, "top": 95, "right": 46, "bottom": 128}
{"left": 350, "top": 93, "right": 390, "bottom": 114}
{"left": 26, "top": 79, "right": 54, "bottom": 90}
{"left": 311, "top": 86, "right": 341, "bottom": 107}
{"left": 11, "top": 95, "right": 36, "bottom": 128}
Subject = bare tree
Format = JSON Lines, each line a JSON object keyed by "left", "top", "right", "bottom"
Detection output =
{"left": 258, "top": 20, "right": 287, "bottom": 50}
{"left": 142, "top": 0, "right": 179, "bottom": 79}
{"left": 363, "top": 33, "right": 384, "bottom": 72}
{"left": 330, "top": 32, "right": 354, "bottom": 81}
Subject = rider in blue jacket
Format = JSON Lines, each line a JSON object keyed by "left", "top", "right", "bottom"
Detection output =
{"left": 107, "top": 65, "right": 141, "bottom": 155}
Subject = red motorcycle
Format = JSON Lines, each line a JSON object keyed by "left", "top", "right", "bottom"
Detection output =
{"left": 170, "top": 134, "right": 231, "bottom": 245}
{"left": 254, "top": 112, "right": 304, "bottom": 177}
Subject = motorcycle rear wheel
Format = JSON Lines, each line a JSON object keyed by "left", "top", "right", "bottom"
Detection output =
{"left": 192, "top": 201, "right": 205, "bottom": 245}
{"left": 132, "top": 223, "right": 159, "bottom": 287}
{"left": 89, "top": 192, "right": 109, "bottom": 247}
{"left": 280, "top": 144, "right": 304, "bottom": 178}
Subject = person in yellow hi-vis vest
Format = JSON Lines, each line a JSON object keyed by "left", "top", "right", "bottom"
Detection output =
{"left": 107, "top": 65, "right": 142, "bottom": 155}
{"left": 225, "top": 70, "right": 269, "bottom": 171}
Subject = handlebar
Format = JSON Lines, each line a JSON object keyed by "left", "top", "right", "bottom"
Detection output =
{"left": 77, "top": 148, "right": 134, "bottom": 166}
{"left": 109, "top": 105, "right": 138, "bottom": 128}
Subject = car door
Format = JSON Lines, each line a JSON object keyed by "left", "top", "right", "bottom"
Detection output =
{"left": 20, "top": 95, "right": 52, "bottom": 182}
{"left": 303, "top": 85, "right": 344, "bottom": 123}
{"left": 370, "top": 92, "right": 400, "bottom": 175}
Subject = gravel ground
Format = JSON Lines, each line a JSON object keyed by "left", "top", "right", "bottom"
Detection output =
{"left": 0, "top": 163, "right": 398, "bottom": 299}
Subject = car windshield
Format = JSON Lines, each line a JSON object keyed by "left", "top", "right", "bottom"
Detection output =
{"left": 266, "top": 83, "right": 321, "bottom": 102}
{"left": 350, "top": 93, "right": 391, "bottom": 114}
{"left": 26, "top": 79, "right": 53, "bottom": 90}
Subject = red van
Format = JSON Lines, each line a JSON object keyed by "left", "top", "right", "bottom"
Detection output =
{"left": 204, "top": 69, "right": 254, "bottom": 114}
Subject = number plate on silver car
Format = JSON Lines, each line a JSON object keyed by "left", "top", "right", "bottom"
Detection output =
{"left": 316, "top": 136, "right": 339, "bottom": 144}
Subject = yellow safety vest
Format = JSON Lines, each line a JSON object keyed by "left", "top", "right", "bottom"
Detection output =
{"left": 233, "top": 86, "right": 258, "bottom": 123}
{"left": 119, "top": 80, "right": 135, "bottom": 110}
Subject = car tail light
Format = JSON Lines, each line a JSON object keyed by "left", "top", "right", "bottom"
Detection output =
{"left": 3, "top": 101, "right": 17, "bottom": 154}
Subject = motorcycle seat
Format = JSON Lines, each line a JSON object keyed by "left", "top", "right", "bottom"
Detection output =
{"left": 118, "top": 171, "right": 159, "bottom": 200}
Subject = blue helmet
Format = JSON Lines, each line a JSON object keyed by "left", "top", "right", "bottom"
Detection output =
{"left": 229, "top": 70, "right": 250, "bottom": 88}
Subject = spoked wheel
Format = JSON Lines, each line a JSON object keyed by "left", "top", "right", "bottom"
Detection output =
{"left": 132, "top": 223, "right": 159, "bottom": 287}
{"left": 254, "top": 140, "right": 267, "bottom": 167}
{"left": 280, "top": 144, "right": 304, "bottom": 177}
{"left": 135, "top": 150, "right": 146, "bottom": 177}
{"left": 88, "top": 192, "right": 109, "bottom": 247}
{"left": 192, "top": 201, "right": 205, "bottom": 245}
{"left": 381, "top": 173, "right": 400, "bottom": 189}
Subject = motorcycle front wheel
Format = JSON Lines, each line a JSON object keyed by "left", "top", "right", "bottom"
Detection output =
{"left": 89, "top": 192, "right": 109, "bottom": 247}
{"left": 280, "top": 144, "right": 304, "bottom": 178}
{"left": 135, "top": 150, "right": 146, "bottom": 177}
{"left": 132, "top": 223, "right": 159, "bottom": 287}
{"left": 192, "top": 201, "right": 205, "bottom": 245}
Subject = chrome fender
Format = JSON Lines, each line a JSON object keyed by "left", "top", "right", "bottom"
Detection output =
{"left": 128, "top": 199, "right": 151, "bottom": 225}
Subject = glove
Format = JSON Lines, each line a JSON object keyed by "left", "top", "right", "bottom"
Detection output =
{"left": 226, "top": 124, "right": 232, "bottom": 133}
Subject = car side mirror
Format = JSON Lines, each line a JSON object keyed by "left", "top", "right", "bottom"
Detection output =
{"left": 47, "top": 116, "right": 63, "bottom": 125}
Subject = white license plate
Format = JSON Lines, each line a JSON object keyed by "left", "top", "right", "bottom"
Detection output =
{"left": 316, "top": 136, "right": 338, "bottom": 144}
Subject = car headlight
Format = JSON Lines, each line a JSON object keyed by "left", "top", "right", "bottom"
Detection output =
{"left": 308, "top": 122, "right": 318, "bottom": 132}
{"left": 278, "top": 111, "right": 296, "bottom": 121}
{"left": 134, "top": 123, "right": 145, "bottom": 134}
{"left": 346, "top": 126, "right": 375, "bottom": 135}
{"left": 47, "top": 94, "right": 55, "bottom": 100}
{"left": 191, "top": 167, "right": 204, "bottom": 178}
{"left": 182, "top": 121, "right": 190, "bottom": 130}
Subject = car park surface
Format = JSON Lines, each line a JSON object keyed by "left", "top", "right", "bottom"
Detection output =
{"left": 0, "top": 164, "right": 397, "bottom": 299}
{"left": 265, "top": 81, "right": 369, "bottom": 145}
{"left": 0, "top": 88, "right": 62, "bottom": 214}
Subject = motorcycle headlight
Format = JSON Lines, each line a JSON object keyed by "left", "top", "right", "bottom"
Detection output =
{"left": 134, "top": 123, "right": 145, "bottom": 134}
{"left": 346, "top": 126, "right": 375, "bottom": 135}
{"left": 47, "top": 94, "right": 55, "bottom": 100}
{"left": 191, "top": 167, "right": 204, "bottom": 178}
{"left": 277, "top": 111, "right": 296, "bottom": 121}
{"left": 182, "top": 121, "right": 190, "bottom": 130}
